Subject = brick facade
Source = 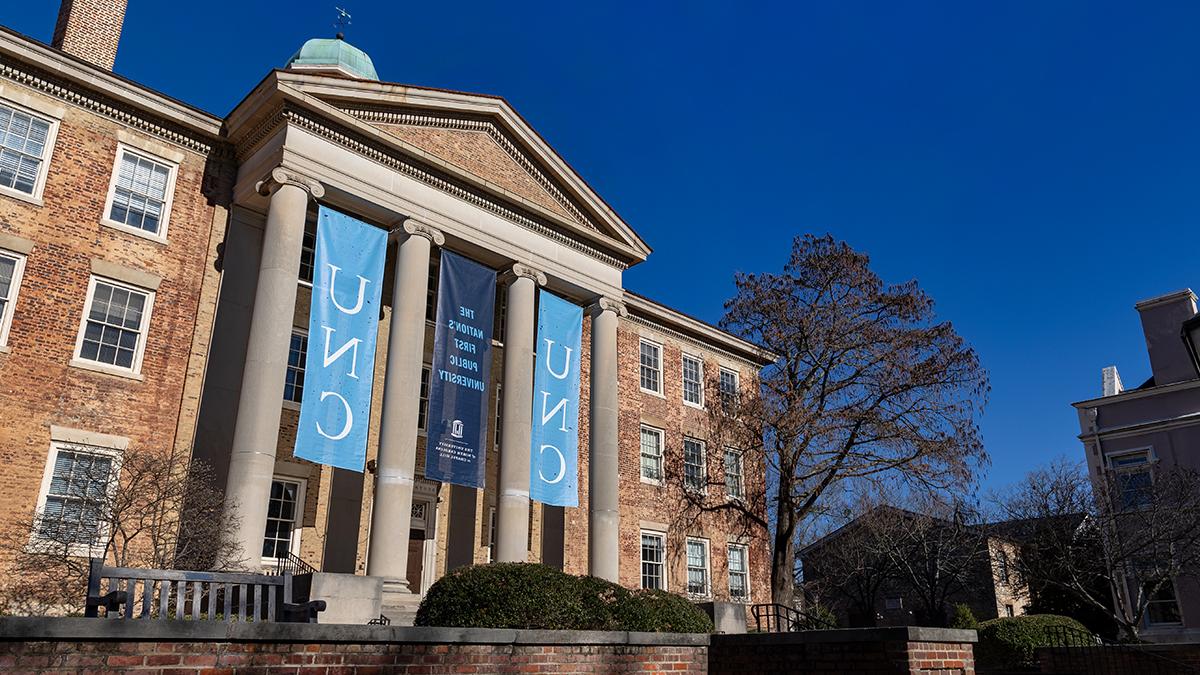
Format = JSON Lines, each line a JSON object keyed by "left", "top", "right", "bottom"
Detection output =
{"left": 51, "top": 0, "right": 128, "bottom": 70}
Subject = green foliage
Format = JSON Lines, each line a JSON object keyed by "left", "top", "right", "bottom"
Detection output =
{"left": 976, "top": 614, "right": 1089, "bottom": 670}
{"left": 414, "top": 563, "right": 714, "bottom": 633}
{"left": 799, "top": 603, "right": 838, "bottom": 629}
{"left": 950, "top": 603, "right": 979, "bottom": 630}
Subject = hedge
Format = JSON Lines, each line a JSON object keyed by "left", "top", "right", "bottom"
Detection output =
{"left": 976, "top": 614, "right": 1089, "bottom": 670}
{"left": 414, "top": 563, "right": 714, "bottom": 633}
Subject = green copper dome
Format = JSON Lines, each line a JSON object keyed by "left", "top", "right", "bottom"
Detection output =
{"left": 286, "top": 36, "right": 379, "bottom": 81}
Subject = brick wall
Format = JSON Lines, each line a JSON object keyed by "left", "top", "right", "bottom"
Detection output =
{"left": 51, "top": 0, "right": 129, "bottom": 70}
{"left": 1037, "top": 643, "right": 1200, "bottom": 673}
{"left": 710, "top": 629, "right": 977, "bottom": 675}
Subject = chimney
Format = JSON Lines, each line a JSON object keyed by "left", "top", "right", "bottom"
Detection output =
{"left": 51, "top": 0, "right": 128, "bottom": 70}
{"left": 1135, "top": 289, "right": 1198, "bottom": 387}
{"left": 1101, "top": 365, "right": 1123, "bottom": 397}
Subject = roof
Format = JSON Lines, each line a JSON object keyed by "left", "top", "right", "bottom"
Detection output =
{"left": 286, "top": 37, "right": 379, "bottom": 81}
{"left": 623, "top": 290, "right": 778, "bottom": 367}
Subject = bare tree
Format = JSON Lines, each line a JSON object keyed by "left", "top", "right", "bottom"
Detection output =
{"left": 996, "top": 458, "right": 1200, "bottom": 641}
{"left": 708, "top": 234, "right": 988, "bottom": 603}
{"left": 0, "top": 447, "right": 243, "bottom": 616}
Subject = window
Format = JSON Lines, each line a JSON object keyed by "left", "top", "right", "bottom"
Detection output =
{"left": 74, "top": 277, "right": 153, "bottom": 374}
{"left": 487, "top": 507, "right": 497, "bottom": 562}
{"left": 1005, "top": 604, "right": 1015, "bottom": 618}
{"left": 727, "top": 544, "right": 749, "bottom": 602}
{"left": 724, "top": 447, "right": 744, "bottom": 500}
{"left": 1146, "top": 580, "right": 1183, "bottom": 625}
{"left": 298, "top": 221, "right": 316, "bottom": 285}
{"left": 640, "top": 531, "right": 665, "bottom": 590}
{"left": 418, "top": 366, "right": 431, "bottom": 430}
{"left": 493, "top": 282, "right": 507, "bottom": 342}
{"left": 494, "top": 384, "right": 503, "bottom": 447}
{"left": 262, "top": 478, "right": 304, "bottom": 561}
{"left": 682, "top": 354, "right": 703, "bottom": 406}
{"left": 283, "top": 330, "right": 307, "bottom": 404}
{"left": 683, "top": 437, "right": 706, "bottom": 492}
{"left": 686, "top": 538, "right": 711, "bottom": 597}
{"left": 885, "top": 596, "right": 903, "bottom": 611}
{"left": 425, "top": 254, "right": 439, "bottom": 322}
{"left": 639, "top": 339, "right": 661, "bottom": 394}
{"left": 0, "top": 250, "right": 26, "bottom": 348}
{"left": 996, "top": 551, "right": 1010, "bottom": 584}
{"left": 640, "top": 425, "right": 664, "bottom": 484}
{"left": 719, "top": 368, "right": 740, "bottom": 413}
{"left": 1110, "top": 450, "right": 1153, "bottom": 510}
{"left": 102, "top": 147, "right": 176, "bottom": 239}
{"left": 0, "top": 101, "right": 54, "bottom": 199}
{"left": 34, "top": 443, "right": 117, "bottom": 546}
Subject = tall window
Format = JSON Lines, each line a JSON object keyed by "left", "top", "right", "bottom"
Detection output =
{"left": 262, "top": 478, "right": 303, "bottom": 560}
{"left": 298, "top": 221, "right": 316, "bottom": 285}
{"left": 35, "top": 444, "right": 116, "bottom": 546}
{"left": 425, "top": 254, "right": 440, "bottom": 322}
{"left": 686, "top": 538, "right": 710, "bottom": 597}
{"left": 494, "top": 384, "right": 503, "bottom": 446}
{"left": 996, "top": 550, "right": 1010, "bottom": 584}
{"left": 719, "top": 368, "right": 739, "bottom": 413}
{"left": 682, "top": 354, "right": 703, "bottom": 406}
{"left": 75, "top": 278, "right": 153, "bottom": 374}
{"left": 728, "top": 544, "right": 749, "bottom": 602}
{"left": 284, "top": 330, "right": 307, "bottom": 404}
{"left": 724, "top": 447, "right": 744, "bottom": 500}
{"left": 1110, "top": 451, "right": 1152, "bottom": 510}
{"left": 1146, "top": 580, "right": 1183, "bottom": 625}
{"left": 683, "top": 437, "right": 706, "bottom": 492}
{"left": 103, "top": 147, "right": 175, "bottom": 238}
{"left": 640, "top": 531, "right": 665, "bottom": 590}
{"left": 640, "top": 425, "right": 664, "bottom": 483}
{"left": 0, "top": 250, "right": 26, "bottom": 348}
{"left": 418, "top": 366, "right": 431, "bottom": 430}
{"left": 0, "top": 101, "right": 53, "bottom": 198}
{"left": 639, "top": 339, "right": 662, "bottom": 394}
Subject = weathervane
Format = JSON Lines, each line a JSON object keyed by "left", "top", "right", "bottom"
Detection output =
{"left": 334, "top": 6, "right": 351, "bottom": 39}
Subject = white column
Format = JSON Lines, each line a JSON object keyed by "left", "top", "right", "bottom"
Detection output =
{"left": 588, "top": 297, "right": 625, "bottom": 582}
{"left": 494, "top": 264, "right": 546, "bottom": 563}
{"left": 224, "top": 167, "right": 324, "bottom": 569}
{"left": 367, "top": 220, "right": 443, "bottom": 592}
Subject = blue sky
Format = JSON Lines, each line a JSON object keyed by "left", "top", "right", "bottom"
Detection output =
{"left": 5, "top": 2, "right": 1197, "bottom": 489}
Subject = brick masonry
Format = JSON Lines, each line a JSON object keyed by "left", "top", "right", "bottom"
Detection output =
{"left": 51, "top": 0, "right": 129, "bottom": 70}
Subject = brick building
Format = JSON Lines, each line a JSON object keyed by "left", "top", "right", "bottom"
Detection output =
{"left": 0, "top": 2, "right": 773, "bottom": 623}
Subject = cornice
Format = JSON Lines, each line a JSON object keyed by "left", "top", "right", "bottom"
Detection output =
{"left": 623, "top": 312, "right": 766, "bottom": 371}
{"left": 346, "top": 107, "right": 597, "bottom": 234}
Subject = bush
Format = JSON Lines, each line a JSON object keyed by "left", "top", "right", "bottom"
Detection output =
{"left": 950, "top": 603, "right": 979, "bottom": 630}
{"left": 976, "top": 614, "right": 1089, "bottom": 670}
{"left": 414, "top": 563, "right": 713, "bottom": 633}
{"left": 799, "top": 603, "right": 838, "bottom": 629}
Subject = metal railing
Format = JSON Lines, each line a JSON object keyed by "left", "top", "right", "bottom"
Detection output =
{"left": 751, "top": 603, "right": 837, "bottom": 632}
{"left": 274, "top": 552, "right": 317, "bottom": 577}
{"left": 1044, "top": 625, "right": 1198, "bottom": 674}
{"left": 367, "top": 614, "right": 391, "bottom": 626}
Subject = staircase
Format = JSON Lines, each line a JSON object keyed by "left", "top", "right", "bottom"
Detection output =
{"left": 380, "top": 581, "right": 422, "bottom": 627}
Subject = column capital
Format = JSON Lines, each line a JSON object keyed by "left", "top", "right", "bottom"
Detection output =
{"left": 500, "top": 263, "right": 547, "bottom": 287}
{"left": 392, "top": 219, "right": 445, "bottom": 246}
{"left": 587, "top": 295, "right": 628, "bottom": 318}
{"left": 256, "top": 167, "right": 326, "bottom": 199}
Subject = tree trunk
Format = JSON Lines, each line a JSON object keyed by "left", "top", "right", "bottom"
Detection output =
{"left": 772, "top": 506, "right": 797, "bottom": 605}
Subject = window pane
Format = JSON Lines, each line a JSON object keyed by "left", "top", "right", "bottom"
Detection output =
{"left": 79, "top": 282, "right": 148, "bottom": 370}
{"left": 0, "top": 104, "right": 49, "bottom": 195}
{"left": 284, "top": 332, "right": 308, "bottom": 403}
{"left": 640, "top": 341, "right": 660, "bottom": 392}
{"left": 725, "top": 448, "right": 744, "bottom": 499}
{"left": 687, "top": 540, "right": 709, "bottom": 595}
{"left": 684, "top": 438, "right": 705, "bottom": 490}
{"left": 39, "top": 447, "right": 113, "bottom": 545}
{"left": 107, "top": 151, "right": 171, "bottom": 235}
{"left": 262, "top": 479, "right": 301, "bottom": 560}
{"left": 682, "top": 355, "right": 702, "bottom": 404}
{"left": 641, "top": 533, "right": 664, "bottom": 590}
{"left": 640, "top": 427, "right": 662, "bottom": 481}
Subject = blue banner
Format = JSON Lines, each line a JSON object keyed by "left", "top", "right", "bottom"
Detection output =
{"left": 424, "top": 251, "right": 496, "bottom": 488}
{"left": 530, "top": 290, "right": 583, "bottom": 507}
{"left": 294, "top": 206, "right": 387, "bottom": 472}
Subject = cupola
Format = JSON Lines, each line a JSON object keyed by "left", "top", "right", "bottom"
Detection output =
{"left": 285, "top": 34, "right": 379, "bottom": 81}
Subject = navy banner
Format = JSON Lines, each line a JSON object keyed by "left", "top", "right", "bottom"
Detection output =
{"left": 529, "top": 290, "right": 583, "bottom": 507}
{"left": 424, "top": 251, "right": 496, "bottom": 488}
{"left": 294, "top": 206, "right": 387, "bottom": 472}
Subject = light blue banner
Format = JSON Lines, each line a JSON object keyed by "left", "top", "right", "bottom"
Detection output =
{"left": 530, "top": 290, "right": 583, "bottom": 507}
{"left": 294, "top": 206, "right": 386, "bottom": 472}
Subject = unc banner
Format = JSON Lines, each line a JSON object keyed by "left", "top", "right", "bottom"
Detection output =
{"left": 530, "top": 290, "right": 583, "bottom": 507}
{"left": 424, "top": 251, "right": 496, "bottom": 488}
{"left": 294, "top": 206, "right": 387, "bottom": 472}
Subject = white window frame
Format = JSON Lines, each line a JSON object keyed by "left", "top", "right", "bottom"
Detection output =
{"left": 282, "top": 328, "right": 308, "bottom": 410}
{"left": 682, "top": 353, "right": 704, "bottom": 408}
{"left": 686, "top": 536, "right": 712, "bottom": 598}
{"left": 0, "top": 249, "right": 27, "bottom": 350}
{"left": 1146, "top": 578, "right": 1184, "bottom": 627}
{"left": 1106, "top": 447, "right": 1155, "bottom": 511}
{"left": 487, "top": 506, "right": 497, "bottom": 563}
{"left": 99, "top": 144, "right": 178, "bottom": 244}
{"left": 0, "top": 98, "right": 59, "bottom": 205}
{"left": 724, "top": 446, "right": 745, "bottom": 501}
{"left": 719, "top": 367, "right": 740, "bottom": 412}
{"left": 71, "top": 275, "right": 155, "bottom": 379}
{"left": 298, "top": 218, "right": 316, "bottom": 287}
{"left": 683, "top": 436, "right": 707, "bottom": 494}
{"left": 260, "top": 476, "right": 306, "bottom": 567}
{"left": 639, "top": 338, "right": 663, "bottom": 396}
{"left": 29, "top": 441, "right": 122, "bottom": 557}
{"left": 640, "top": 529, "right": 667, "bottom": 591}
{"left": 727, "top": 543, "right": 750, "bottom": 603}
{"left": 640, "top": 424, "right": 665, "bottom": 485}
{"left": 417, "top": 364, "right": 432, "bottom": 433}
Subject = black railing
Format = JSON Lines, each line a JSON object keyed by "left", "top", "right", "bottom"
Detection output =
{"left": 751, "top": 603, "right": 836, "bottom": 632}
{"left": 274, "top": 552, "right": 317, "bottom": 577}
{"left": 367, "top": 614, "right": 390, "bottom": 626}
{"left": 1044, "top": 625, "right": 1199, "bottom": 674}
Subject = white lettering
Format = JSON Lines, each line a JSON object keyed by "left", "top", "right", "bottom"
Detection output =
{"left": 543, "top": 338, "right": 572, "bottom": 380}
{"left": 316, "top": 391, "right": 354, "bottom": 441}
{"left": 321, "top": 325, "right": 361, "bottom": 379}
{"left": 326, "top": 264, "right": 370, "bottom": 315}
{"left": 539, "top": 390, "right": 570, "bottom": 433}
{"left": 538, "top": 444, "right": 567, "bottom": 484}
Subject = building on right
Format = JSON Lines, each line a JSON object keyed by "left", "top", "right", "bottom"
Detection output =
{"left": 1072, "top": 288, "right": 1200, "bottom": 642}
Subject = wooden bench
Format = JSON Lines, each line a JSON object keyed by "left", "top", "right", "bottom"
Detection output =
{"left": 84, "top": 558, "right": 325, "bottom": 623}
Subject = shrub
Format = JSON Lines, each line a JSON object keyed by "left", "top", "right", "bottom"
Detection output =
{"left": 799, "top": 603, "right": 838, "bottom": 629}
{"left": 950, "top": 603, "right": 979, "bottom": 630}
{"left": 414, "top": 563, "right": 713, "bottom": 633}
{"left": 976, "top": 614, "right": 1089, "bottom": 670}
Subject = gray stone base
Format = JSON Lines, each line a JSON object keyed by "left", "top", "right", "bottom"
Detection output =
{"left": 296, "top": 573, "right": 383, "bottom": 625}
